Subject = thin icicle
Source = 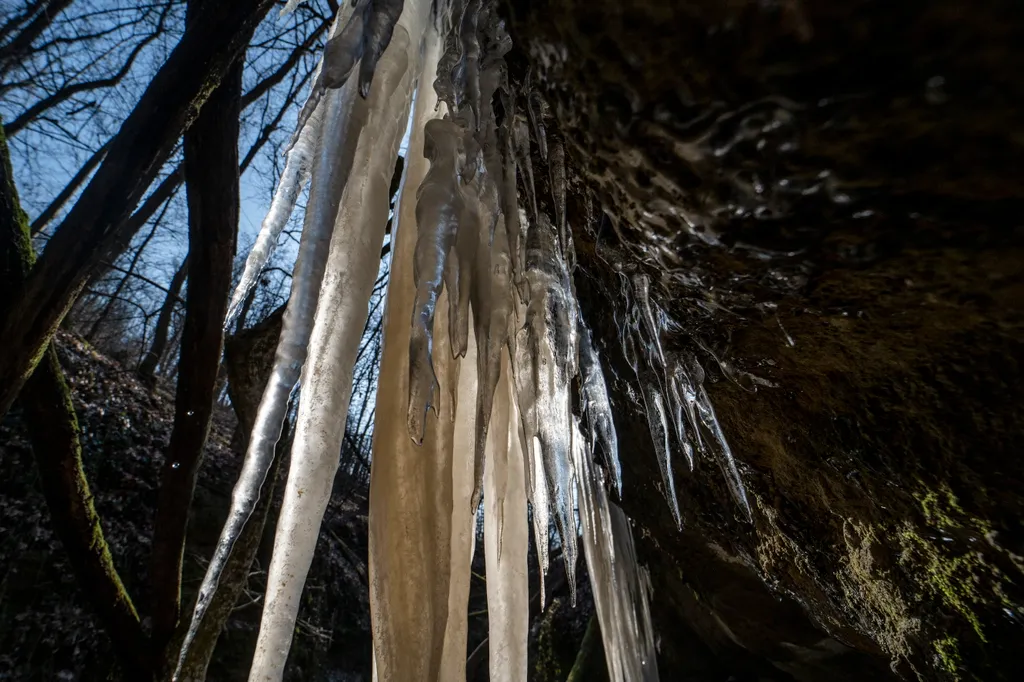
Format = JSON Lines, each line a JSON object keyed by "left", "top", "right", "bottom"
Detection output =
{"left": 578, "top": 321, "right": 622, "bottom": 496}
{"left": 249, "top": 5, "right": 423, "bottom": 678}
{"left": 573, "top": 419, "right": 660, "bottom": 682}
{"left": 484, "top": 354, "right": 528, "bottom": 682}
{"left": 640, "top": 383, "right": 681, "bottom": 529}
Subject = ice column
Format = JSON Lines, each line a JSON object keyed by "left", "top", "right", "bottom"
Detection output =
{"left": 367, "top": 19, "right": 460, "bottom": 682}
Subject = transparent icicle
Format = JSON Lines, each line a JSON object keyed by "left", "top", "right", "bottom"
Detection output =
{"left": 368, "top": 18, "right": 460, "bottom": 682}
{"left": 578, "top": 321, "right": 622, "bottom": 497}
{"left": 484, "top": 353, "right": 528, "bottom": 682}
{"left": 516, "top": 211, "right": 579, "bottom": 603}
{"left": 249, "top": 3, "right": 424, "bottom": 677}
{"left": 223, "top": 2, "right": 357, "bottom": 330}
{"left": 174, "top": 12, "right": 368, "bottom": 675}
{"left": 573, "top": 420, "right": 660, "bottom": 682}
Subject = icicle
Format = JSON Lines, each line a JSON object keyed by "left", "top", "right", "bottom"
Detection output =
{"left": 174, "top": 15, "right": 371, "bottom": 676}
{"left": 223, "top": 1, "right": 359, "bottom": 330}
{"left": 470, "top": 186, "right": 512, "bottom": 513}
{"left": 573, "top": 420, "right": 660, "bottom": 682}
{"left": 640, "top": 383, "right": 681, "bottom": 529}
{"left": 578, "top": 321, "right": 622, "bottom": 496}
{"left": 279, "top": 0, "right": 306, "bottom": 16}
{"left": 249, "top": 2, "right": 425, "bottom": 677}
{"left": 439, "top": 297, "right": 478, "bottom": 680}
{"left": 515, "top": 211, "right": 579, "bottom": 603}
{"left": 368, "top": 17, "right": 459, "bottom": 682}
{"left": 407, "top": 116, "right": 464, "bottom": 442}
{"left": 293, "top": 0, "right": 407, "bottom": 145}
{"left": 513, "top": 117, "right": 537, "bottom": 223}
{"left": 549, "top": 137, "right": 567, "bottom": 255}
{"left": 695, "top": 381, "right": 751, "bottom": 519}
{"left": 484, "top": 353, "right": 529, "bottom": 682}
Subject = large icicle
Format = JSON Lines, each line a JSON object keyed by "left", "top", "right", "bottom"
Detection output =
{"left": 484, "top": 353, "right": 529, "bottom": 682}
{"left": 368, "top": 18, "right": 460, "bottom": 682}
{"left": 174, "top": 9, "right": 371, "bottom": 675}
{"left": 573, "top": 420, "right": 660, "bottom": 682}
{"left": 438, "top": 304, "right": 479, "bottom": 680}
{"left": 248, "top": 2, "right": 425, "bottom": 678}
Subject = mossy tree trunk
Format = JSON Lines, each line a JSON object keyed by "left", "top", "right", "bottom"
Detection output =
{"left": 1, "top": 122, "right": 150, "bottom": 677}
{"left": 0, "top": 0, "right": 275, "bottom": 420}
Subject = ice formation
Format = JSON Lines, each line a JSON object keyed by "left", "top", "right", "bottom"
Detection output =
{"left": 183, "top": 0, "right": 755, "bottom": 679}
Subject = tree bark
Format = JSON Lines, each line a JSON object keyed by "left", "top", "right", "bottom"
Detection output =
{"left": 566, "top": 615, "right": 607, "bottom": 682}
{"left": 2, "top": 120, "right": 150, "bottom": 677}
{"left": 0, "top": 0, "right": 275, "bottom": 420}
{"left": 137, "top": 256, "right": 188, "bottom": 382}
{"left": 149, "top": 17, "right": 250, "bottom": 649}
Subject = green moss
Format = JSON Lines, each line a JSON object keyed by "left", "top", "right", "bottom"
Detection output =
{"left": 933, "top": 636, "right": 962, "bottom": 677}
{"left": 898, "top": 484, "right": 1006, "bottom": 644}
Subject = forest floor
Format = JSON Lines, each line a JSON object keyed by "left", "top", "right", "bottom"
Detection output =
{"left": 0, "top": 332, "right": 371, "bottom": 681}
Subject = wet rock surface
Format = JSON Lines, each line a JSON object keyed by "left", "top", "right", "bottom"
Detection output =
{"left": 506, "top": 0, "right": 1024, "bottom": 679}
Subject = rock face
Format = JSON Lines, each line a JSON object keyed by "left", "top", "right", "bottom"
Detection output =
{"left": 506, "top": 0, "right": 1024, "bottom": 679}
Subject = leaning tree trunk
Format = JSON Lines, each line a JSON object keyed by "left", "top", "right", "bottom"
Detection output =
{"left": 137, "top": 256, "right": 188, "bottom": 383}
{"left": 149, "top": 12, "right": 252, "bottom": 654}
{"left": 1, "top": 121, "right": 150, "bottom": 678}
{"left": 0, "top": 0, "right": 275, "bottom": 420}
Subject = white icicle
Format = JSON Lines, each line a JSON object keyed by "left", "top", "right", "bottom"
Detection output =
{"left": 223, "top": 0, "right": 361, "bottom": 330}
{"left": 368, "top": 17, "right": 460, "bottom": 682}
{"left": 484, "top": 353, "right": 528, "bottom": 682}
{"left": 175, "top": 11, "right": 369, "bottom": 675}
{"left": 439, "top": 302, "right": 479, "bottom": 680}
{"left": 249, "top": 2, "right": 425, "bottom": 677}
{"left": 573, "top": 420, "right": 660, "bottom": 682}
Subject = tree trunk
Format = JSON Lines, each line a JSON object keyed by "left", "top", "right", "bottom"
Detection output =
{"left": 137, "top": 256, "right": 188, "bottom": 383}
{"left": 0, "top": 0, "right": 275, "bottom": 420}
{"left": 566, "top": 615, "right": 607, "bottom": 682}
{"left": 149, "top": 16, "right": 250, "bottom": 651}
{"left": 2, "top": 120, "right": 150, "bottom": 678}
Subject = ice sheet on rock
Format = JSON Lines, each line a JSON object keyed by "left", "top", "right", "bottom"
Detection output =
{"left": 484, "top": 354, "right": 528, "bottom": 682}
{"left": 573, "top": 419, "right": 660, "bottom": 682}
{"left": 249, "top": 5, "right": 423, "bottom": 678}
{"left": 175, "top": 29, "right": 371, "bottom": 678}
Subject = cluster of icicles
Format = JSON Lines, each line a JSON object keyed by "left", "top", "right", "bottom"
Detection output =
{"left": 176, "top": 1, "right": 749, "bottom": 681}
